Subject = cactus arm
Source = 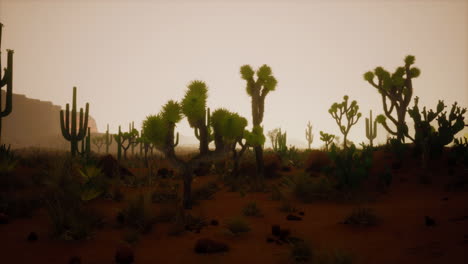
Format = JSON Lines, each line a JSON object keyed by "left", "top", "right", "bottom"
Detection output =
{"left": 173, "top": 132, "right": 179, "bottom": 147}
{"left": 77, "top": 103, "right": 89, "bottom": 139}
{"left": 60, "top": 105, "right": 72, "bottom": 141}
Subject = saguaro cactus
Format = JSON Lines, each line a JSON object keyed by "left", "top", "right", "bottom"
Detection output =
{"left": 240, "top": 64, "right": 277, "bottom": 181}
{"left": 364, "top": 55, "right": 420, "bottom": 143}
{"left": 305, "top": 121, "right": 314, "bottom": 149}
{"left": 78, "top": 127, "right": 91, "bottom": 158}
{"left": 0, "top": 23, "right": 14, "bottom": 145}
{"left": 365, "top": 110, "right": 378, "bottom": 147}
{"left": 114, "top": 126, "right": 122, "bottom": 160}
{"left": 60, "top": 87, "right": 89, "bottom": 156}
{"left": 105, "top": 124, "right": 113, "bottom": 153}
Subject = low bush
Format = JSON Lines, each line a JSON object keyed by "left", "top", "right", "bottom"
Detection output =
{"left": 225, "top": 217, "right": 251, "bottom": 234}
{"left": 343, "top": 207, "right": 378, "bottom": 227}
{"left": 281, "top": 173, "right": 333, "bottom": 203}
{"left": 242, "top": 202, "right": 263, "bottom": 217}
{"left": 119, "top": 194, "right": 155, "bottom": 234}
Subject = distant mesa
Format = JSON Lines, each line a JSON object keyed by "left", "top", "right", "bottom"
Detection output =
{"left": 2, "top": 91, "right": 98, "bottom": 149}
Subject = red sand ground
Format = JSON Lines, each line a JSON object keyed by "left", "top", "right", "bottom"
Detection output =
{"left": 1, "top": 153, "right": 468, "bottom": 264}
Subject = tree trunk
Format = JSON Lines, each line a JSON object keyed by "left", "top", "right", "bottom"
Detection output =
{"left": 254, "top": 145, "right": 264, "bottom": 181}
{"left": 182, "top": 168, "right": 193, "bottom": 209}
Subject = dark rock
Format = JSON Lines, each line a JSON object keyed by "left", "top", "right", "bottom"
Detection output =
{"left": 281, "top": 166, "right": 291, "bottom": 172}
{"left": 425, "top": 216, "right": 436, "bottom": 227}
{"left": 157, "top": 168, "right": 171, "bottom": 178}
{"left": 210, "top": 219, "right": 219, "bottom": 226}
{"left": 286, "top": 214, "right": 302, "bottom": 221}
{"left": 275, "top": 240, "right": 283, "bottom": 245}
{"left": 279, "top": 229, "right": 291, "bottom": 241}
{"left": 271, "top": 225, "right": 281, "bottom": 237}
{"left": 442, "top": 197, "right": 449, "bottom": 201}
{"left": 194, "top": 162, "right": 211, "bottom": 176}
{"left": 194, "top": 238, "right": 229, "bottom": 254}
{"left": 115, "top": 244, "right": 134, "bottom": 264}
{"left": 0, "top": 213, "right": 9, "bottom": 224}
{"left": 116, "top": 212, "right": 125, "bottom": 225}
{"left": 69, "top": 256, "right": 81, "bottom": 264}
{"left": 266, "top": 237, "right": 275, "bottom": 243}
{"left": 27, "top": 232, "right": 38, "bottom": 242}
{"left": 299, "top": 211, "right": 305, "bottom": 216}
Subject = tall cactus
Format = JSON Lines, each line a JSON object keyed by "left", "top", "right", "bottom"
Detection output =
{"left": 78, "top": 127, "right": 91, "bottom": 158}
{"left": 60, "top": 87, "right": 89, "bottom": 157}
{"left": 0, "top": 23, "right": 14, "bottom": 145}
{"left": 105, "top": 124, "right": 113, "bottom": 153}
{"left": 365, "top": 110, "right": 378, "bottom": 147}
{"left": 114, "top": 126, "right": 122, "bottom": 160}
{"left": 305, "top": 121, "right": 313, "bottom": 149}
{"left": 194, "top": 107, "right": 213, "bottom": 148}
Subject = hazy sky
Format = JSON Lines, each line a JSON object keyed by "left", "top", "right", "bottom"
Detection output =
{"left": 1, "top": 0, "right": 467, "bottom": 148}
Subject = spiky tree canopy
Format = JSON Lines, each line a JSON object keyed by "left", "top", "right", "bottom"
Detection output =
{"left": 181, "top": 80, "right": 208, "bottom": 127}
{"left": 211, "top": 108, "right": 248, "bottom": 141}
{"left": 244, "top": 125, "right": 266, "bottom": 147}
{"left": 240, "top": 64, "right": 277, "bottom": 98}
{"left": 363, "top": 55, "right": 420, "bottom": 142}
{"left": 143, "top": 100, "right": 182, "bottom": 148}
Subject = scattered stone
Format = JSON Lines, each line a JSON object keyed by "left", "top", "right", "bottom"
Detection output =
{"left": 0, "top": 213, "right": 9, "bottom": 224}
{"left": 266, "top": 237, "right": 275, "bottom": 243}
{"left": 194, "top": 238, "right": 229, "bottom": 254}
{"left": 286, "top": 214, "right": 302, "bottom": 221}
{"left": 210, "top": 219, "right": 219, "bottom": 226}
{"left": 69, "top": 256, "right": 81, "bottom": 264}
{"left": 27, "top": 232, "right": 38, "bottom": 242}
{"left": 271, "top": 225, "right": 281, "bottom": 237}
{"left": 116, "top": 212, "right": 125, "bottom": 225}
{"left": 442, "top": 197, "right": 449, "bottom": 201}
{"left": 115, "top": 244, "right": 134, "bottom": 264}
{"left": 425, "top": 216, "right": 436, "bottom": 227}
{"left": 299, "top": 211, "right": 305, "bottom": 216}
{"left": 275, "top": 240, "right": 283, "bottom": 245}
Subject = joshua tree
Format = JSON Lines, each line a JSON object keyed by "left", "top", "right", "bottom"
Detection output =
{"left": 328, "top": 95, "right": 362, "bottom": 149}
{"left": 143, "top": 81, "right": 230, "bottom": 209}
{"left": 0, "top": 23, "right": 14, "bottom": 145}
{"left": 305, "top": 121, "right": 314, "bottom": 149}
{"left": 320, "top": 131, "right": 335, "bottom": 151}
{"left": 129, "top": 121, "right": 139, "bottom": 156}
{"left": 240, "top": 64, "right": 277, "bottom": 181}
{"left": 364, "top": 55, "right": 420, "bottom": 143}
{"left": 92, "top": 134, "right": 105, "bottom": 153}
{"left": 60, "top": 87, "right": 89, "bottom": 157}
{"left": 115, "top": 125, "right": 139, "bottom": 160}
{"left": 365, "top": 110, "right": 378, "bottom": 147}
{"left": 104, "top": 124, "right": 113, "bottom": 153}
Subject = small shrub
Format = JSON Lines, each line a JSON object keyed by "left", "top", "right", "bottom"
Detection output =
{"left": 281, "top": 173, "right": 333, "bottom": 203}
{"left": 343, "top": 208, "right": 378, "bottom": 227}
{"left": 290, "top": 241, "right": 312, "bottom": 263}
{"left": 225, "top": 217, "right": 251, "bottom": 234}
{"left": 122, "top": 229, "right": 140, "bottom": 245}
{"left": 242, "top": 202, "right": 263, "bottom": 217}
{"left": 119, "top": 194, "right": 155, "bottom": 234}
{"left": 192, "top": 181, "right": 219, "bottom": 202}
{"left": 270, "top": 184, "right": 285, "bottom": 201}
{"left": 278, "top": 201, "right": 298, "bottom": 213}
{"left": 305, "top": 150, "right": 331, "bottom": 174}
{"left": 315, "top": 249, "right": 354, "bottom": 264}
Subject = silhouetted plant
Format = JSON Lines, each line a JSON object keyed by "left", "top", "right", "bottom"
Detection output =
{"left": 320, "top": 131, "right": 335, "bottom": 151}
{"left": 364, "top": 55, "right": 420, "bottom": 143}
{"left": 104, "top": 124, "right": 113, "bottom": 153}
{"left": 343, "top": 207, "right": 378, "bottom": 227}
{"left": 119, "top": 194, "right": 155, "bottom": 234}
{"left": 305, "top": 121, "right": 314, "bottom": 150}
{"left": 92, "top": 134, "right": 105, "bottom": 153}
{"left": 60, "top": 87, "right": 89, "bottom": 157}
{"left": 290, "top": 240, "right": 312, "bottom": 263}
{"left": 365, "top": 110, "right": 378, "bottom": 147}
{"left": 225, "top": 216, "right": 251, "bottom": 234}
{"left": 77, "top": 127, "right": 91, "bottom": 159}
{"left": 0, "top": 23, "right": 14, "bottom": 145}
{"left": 281, "top": 173, "right": 333, "bottom": 203}
{"left": 240, "top": 64, "right": 278, "bottom": 182}
{"left": 242, "top": 201, "right": 263, "bottom": 217}
{"left": 115, "top": 125, "right": 139, "bottom": 160}
{"left": 328, "top": 95, "right": 362, "bottom": 149}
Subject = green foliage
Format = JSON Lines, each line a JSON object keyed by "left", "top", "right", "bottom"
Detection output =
{"left": 326, "top": 144, "right": 372, "bottom": 190}
{"left": 290, "top": 240, "right": 312, "bottom": 263}
{"left": 143, "top": 114, "right": 168, "bottom": 147}
{"left": 78, "top": 165, "right": 108, "bottom": 202}
{"left": 328, "top": 95, "right": 362, "bottom": 149}
{"left": 181, "top": 80, "right": 208, "bottom": 127}
{"left": 211, "top": 108, "right": 248, "bottom": 146}
{"left": 244, "top": 125, "right": 266, "bottom": 147}
{"left": 320, "top": 131, "right": 335, "bottom": 151}
{"left": 365, "top": 110, "right": 378, "bottom": 147}
{"left": 242, "top": 201, "right": 263, "bottom": 217}
{"left": 225, "top": 217, "right": 251, "bottom": 234}
{"left": 363, "top": 55, "right": 419, "bottom": 142}
{"left": 192, "top": 181, "right": 219, "bottom": 203}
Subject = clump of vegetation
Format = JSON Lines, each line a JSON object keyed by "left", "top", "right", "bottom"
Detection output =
{"left": 122, "top": 229, "right": 140, "bottom": 245}
{"left": 281, "top": 173, "right": 333, "bottom": 203}
{"left": 118, "top": 194, "right": 155, "bottom": 234}
{"left": 242, "top": 201, "right": 263, "bottom": 217}
{"left": 314, "top": 249, "right": 354, "bottom": 264}
{"left": 278, "top": 201, "right": 298, "bottom": 213}
{"left": 343, "top": 207, "right": 378, "bottom": 227}
{"left": 191, "top": 181, "right": 219, "bottom": 203}
{"left": 225, "top": 217, "right": 251, "bottom": 234}
{"left": 290, "top": 240, "right": 312, "bottom": 263}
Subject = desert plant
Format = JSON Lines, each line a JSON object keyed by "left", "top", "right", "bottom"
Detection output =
{"left": 320, "top": 131, "right": 335, "bottom": 152}
{"left": 192, "top": 181, "right": 219, "bottom": 203}
{"left": 225, "top": 217, "right": 251, "bottom": 234}
{"left": 115, "top": 125, "right": 139, "bottom": 160}
{"left": 290, "top": 240, "right": 312, "bottom": 263}
{"left": 240, "top": 64, "right": 278, "bottom": 182}
{"left": 119, "top": 194, "right": 155, "bottom": 233}
{"left": 242, "top": 201, "right": 263, "bottom": 217}
{"left": 281, "top": 173, "right": 333, "bottom": 203}
{"left": 0, "top": 24, "right": 13, "bottom": 145}
{"left": 365, "top": 110, "right": 378, "bottom": 147}
{"left": 328, "top": 95, "right": 362, "bottom": 149}
{"left": 59, "top": 87, "right": 89, "bottom": 157}
{"left": 305, "top": 121, "right": 314, "bottom": 150}
{"left": 343, "top": 207, "right": 378, "bottom": 227}
{"left": 364, "top": 55, "right": 420, "bottom": 143}
{"left": 104, "top": 124, "right": 113, "bottom": 153}
{"left": 77, "top": 127, "right": 91, "bottom": 159}
{"left": 92, "top": 134, "right": 105, "bottom": 153}
{"left": 326, "top": 144, "right": 372, "bottom": 191}
{"left": 78, "top": 165, "right": 108, "bottom": 202}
